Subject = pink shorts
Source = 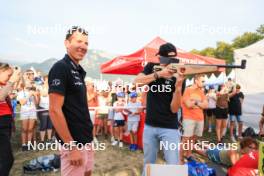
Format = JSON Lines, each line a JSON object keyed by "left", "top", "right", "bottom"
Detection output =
{"left": 60, "top": 145, "right": 94, "bottom": 176}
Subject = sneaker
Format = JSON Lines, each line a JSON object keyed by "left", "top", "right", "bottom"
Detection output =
{"left": 22, "top": 144, "right": 28, "bottom": 151}
{"left": 231, "top": 136, "right": 237, "bottom": 142}
{"left": 27, "top": 142, "right": 34, "bottom": 151}
{"left": 129, "top": 144, "right": 133, "bottom": 150}
{"left": 111, "top": 140, "right": 118, "bottom": 146}
{"left": 51, "top": 136, "right": 57, "bottom": 142}
{"left": 217, "top": 141, "right": 224, "bottom": 146}
{"left": 131, "top": 144, "right": 137, "bottom": 151}
{"left": 220, "top": 137, "right": 225, "bottom": 143}
{"left": 119, "top": 141, "right": 123, "bottom": 148}
{"left": 110, "top": 136, "right": 115, "bottom": 143}
{"left": 134, "top": 144, "right": 138, "bottom": 150}
{"left": 45, "top": 139, "right": 52, "bottom": 145}
{"left": 94, "top": 137, "right": 98, "bottom": 143}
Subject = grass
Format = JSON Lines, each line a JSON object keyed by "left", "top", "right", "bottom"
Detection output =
{"left": 10, "top": 117, "right": 231, "bottom": 176}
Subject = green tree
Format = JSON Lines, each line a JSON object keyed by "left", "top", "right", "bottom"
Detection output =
{"left": 199, "top": 47, "right": 216, "bottom": 57}
{"left": 190, "top": 49, "right": 201, "bottom": 55}
{"left": 256, "top": 24, "right": 264, "bottom": 35}
{"left": 215, "top": 41, "right": 234, "bottom": 63}
{"left": 232, "top": 32, "right": 264, "bottom": 49}
{"left": 189, "top": 24, "right": 264, "bottom": 64}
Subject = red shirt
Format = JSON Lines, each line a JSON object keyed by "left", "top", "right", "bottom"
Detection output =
{"left": 0, "top": 84, "right": 12, "bottom": 116}
{"left": 0, "top": 100, "right": 12, "bottom": 116}
{"left": 227, "top": 151, "right": 258, "bottom": 176}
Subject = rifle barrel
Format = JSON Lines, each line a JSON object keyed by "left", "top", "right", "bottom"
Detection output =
{"left": 183, "top": 60, "right": 246, "bottom": 69}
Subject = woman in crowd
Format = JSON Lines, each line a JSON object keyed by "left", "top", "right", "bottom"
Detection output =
{"left": 36, "top": 75, "right": 53, "bottom": 143}
{"left": 215, "top": 85, "right": 230, "bottom": 143}
{"left": 0, "top": 63, "right": 21, "bottom": 175}
{"left": 17, "top": 71, "right": 38, "bottom": 151}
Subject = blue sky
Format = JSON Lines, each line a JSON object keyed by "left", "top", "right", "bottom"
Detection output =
{"left": 0, "top": 0, "right": 263, "bottom": 62}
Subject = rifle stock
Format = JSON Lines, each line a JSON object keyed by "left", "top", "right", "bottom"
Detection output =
{"left": 153, "top": 60, "right": 246, "bottom": 75}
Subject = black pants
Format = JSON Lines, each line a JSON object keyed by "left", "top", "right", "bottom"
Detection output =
{"left": 0, "top": 115, "right": 14, "bottom": 176}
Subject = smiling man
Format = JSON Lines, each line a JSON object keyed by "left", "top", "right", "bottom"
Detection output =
{"left": 48, "top": 26, "right": 94, "bottom": 176}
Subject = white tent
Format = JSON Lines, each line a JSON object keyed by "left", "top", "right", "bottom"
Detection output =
{"left": 234, "top": 39, "right": 264, "bottom": 94}
{"left": 186, "top": 78, "right": 194, "bottom": 87}
{"left": 204, "top": 75, "right": 209, "bottom": 85}
{"left": 227, "top": 70, "right": 235, "bottom": 80}
{"left": 207, "top": 73, "right": 217, "bottom": 85}
{"left": 234, "top": 39, "right": 264, "bottom": 130}
{"left": 215, "top": 72, "right": 227, "bottom": 85}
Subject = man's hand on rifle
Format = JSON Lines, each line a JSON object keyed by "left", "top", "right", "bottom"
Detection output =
{"left": 157, "top": 66, "right": 175, "bottom": 79}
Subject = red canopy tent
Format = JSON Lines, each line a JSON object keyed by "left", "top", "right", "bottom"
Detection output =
{"left": 100, "top": 37, "right": 225, "bottom": 75}
{"left": 100, "top": 37, "right": 226, "bottom": 149}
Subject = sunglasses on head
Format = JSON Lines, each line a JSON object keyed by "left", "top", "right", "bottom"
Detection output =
{"left": 0, "top": 63, "right": 10, "bottom": 70}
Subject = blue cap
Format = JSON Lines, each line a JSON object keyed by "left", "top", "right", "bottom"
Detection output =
{"left": 129, "top": 92, "right": 138, "bottom": 98}
{"left": 116, "top": 92, "right": 125, "bottom": 97}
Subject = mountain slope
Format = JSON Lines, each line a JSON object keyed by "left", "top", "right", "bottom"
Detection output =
{"left": 18, "top": 50, "right": 134, "bottom": 81}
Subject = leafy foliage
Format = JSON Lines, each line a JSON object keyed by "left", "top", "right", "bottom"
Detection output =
{"left": 191, "top": 24, "right": 264, "bottom": 63}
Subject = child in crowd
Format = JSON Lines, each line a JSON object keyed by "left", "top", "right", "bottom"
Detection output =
{"left": 112, "top": 92, "right": 126, "bottom": 147}
{"left": 125, "top": 92, "right": 142, "bottom": 151}
{"left": 95, "top": 91, "right": 110, "bottom": 141}
{"left": 206, "top": 86, "right": 217, "bottom": 133}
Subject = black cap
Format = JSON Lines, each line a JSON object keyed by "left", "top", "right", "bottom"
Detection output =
{"left": 156, "top": 43, "right": 177, "bottom": 57}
